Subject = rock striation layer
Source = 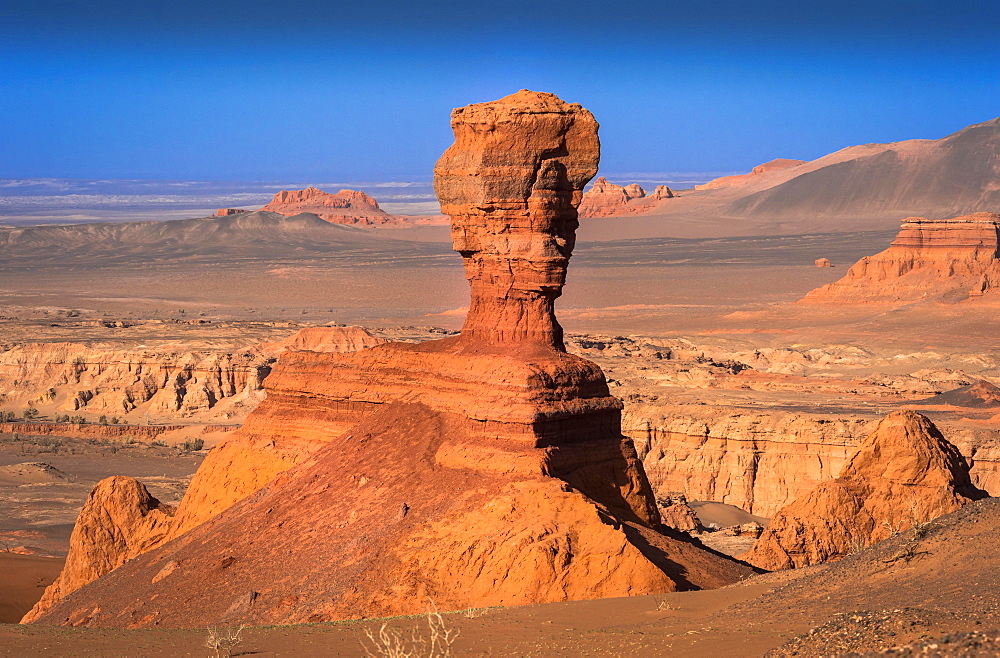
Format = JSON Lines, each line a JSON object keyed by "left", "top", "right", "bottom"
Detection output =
{"left": 30, "top": 90, "right": 750, "bottom": 628}
{"left": 742, "top": 410, "right": 986, "bottom": 571}
{"left": 578, "top": 177, "right": 674, "bottom": 218}
{"left": 803, "top": 213, "right": 1000, "bottom": 303}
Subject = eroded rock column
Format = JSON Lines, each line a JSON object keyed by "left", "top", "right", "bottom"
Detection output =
{"left": 433, "top": 89, "right": 600, "bottom": 350}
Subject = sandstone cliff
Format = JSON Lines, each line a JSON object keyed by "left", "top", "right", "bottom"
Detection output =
{"left": 742, "top": 410, "right": 986, "bottom": 570}
{"left": 803, "top": 213, "right": 1000, "bottom": 303}
{"left": 578, "top": 177, "right": 674, "bottom": 218}
{"left": 0, "top": 327, "right": 382, "bottom": 424}
{"left": 29, "top": 90, "right": 750, "bottom": 628}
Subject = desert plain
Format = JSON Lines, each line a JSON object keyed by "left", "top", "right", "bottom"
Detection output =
{"left": 1, "top": 95, "right": 999, "bottom": 657}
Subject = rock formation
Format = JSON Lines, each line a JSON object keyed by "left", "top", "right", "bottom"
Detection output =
{"left": 814, "top": 257, "right": 832, "bottom": 267}
{"left": 22, "top": 477, "right": 174, "bottom": 622}
{"left": 578, "top": 177, "right": 674, "bottom": 218}
{"left": 28, "top": 90, "right": 750, "bottom": 628}
{"left": 258, "top": 187, "right": 405, "bottom": 226}
{"left": 695, "top": 158, "right": 806, "bottom": 190}
{"left": 214, "top": 208, "right": 249, "bottom": 216}
{"left": 803, "top": 213, "right": 1000, "bottom": 303}
{"left": 917, "top": 380, "right": 1000, "bottom": 408}
{"left": 742, "top": 410, "right": 986, "bottom": 571}
{"left": 623, "top": 403, "right": 1000, "bottom": 518}
{"left": 0, "top": 327, "right": 381, "bottom": 423}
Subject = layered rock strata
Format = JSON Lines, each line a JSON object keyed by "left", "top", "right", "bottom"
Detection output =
{"left": 742, "top": 410, "right": 986, "bottom": 571}
{"left": 578, "top": 177, "right": 674, "bottom": 218}
{"left": 29, "top": 90, "right": 750, "bottom": 628}
{"left": 0, "top": 327, "right": 382, "bottom": 423}
{"left": 803, "top": 213, "right": 1000, "bottom": 303}
{"left": 623, "top": 404, "right": 1000, "bottom": 517}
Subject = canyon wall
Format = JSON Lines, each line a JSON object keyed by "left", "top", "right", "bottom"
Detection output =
{"left": 624, "top": 404, "right": 1000, "bottom": 517}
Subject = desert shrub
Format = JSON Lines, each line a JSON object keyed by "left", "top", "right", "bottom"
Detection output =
{"left": 109, "top": 416, "right": 120, "bottom": 425}
{"left": 22, "top": 407, "right": 39, "bottom": 420}
{"left": 151, "top": 439, "right": 167, "bottom": 447}
{"left": 205, "top": 625, "right": 245, "bottom": 658}
{"left": 182, "top": 438, "right": 205, "bottom": 451}
{"left": 361, "top": 602, "right": 459, "bottom": 657}
{"left": 97, "top": 414, "right": 108, "bottom": 425}
{"left": 1, "top": 411, "right": 15, "bottom": 422}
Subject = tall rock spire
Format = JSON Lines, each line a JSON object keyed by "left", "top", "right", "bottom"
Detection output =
{"left": 434, "top": 89, "right": 600, "bottom": 350}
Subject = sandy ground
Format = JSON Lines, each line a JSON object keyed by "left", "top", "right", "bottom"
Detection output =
{"left": 0, "top": 433, "right": 204, "bottom": 558}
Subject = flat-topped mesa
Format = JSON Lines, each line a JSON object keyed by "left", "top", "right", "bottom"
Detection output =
{"left": 434, "top": 89, "right": 600, "bottom": 350}
{"left": 802, "top": 212, "right": 1000, "bottom": 303}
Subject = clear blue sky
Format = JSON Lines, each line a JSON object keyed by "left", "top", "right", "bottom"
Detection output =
{"left": 2, "top": 0, "right": 998, "bottom": 181}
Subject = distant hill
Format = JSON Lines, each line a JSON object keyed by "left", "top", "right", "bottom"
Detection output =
{"left": 726, "top": 117, "right": 1000, "bottom": 221}
{"left": 0, "top": 211, "right": 451, "bottom": 269}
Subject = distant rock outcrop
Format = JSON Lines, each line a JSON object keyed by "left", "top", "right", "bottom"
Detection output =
{"left": 695, "top": 158, "right": 806, "bottom": 191}
{"left": 30, "top": 90, "right": 751, "bottom": 628}
{"left": 742, "top": 410, "right": 986, "bottom": 571}
{"left": 214, "top": 208, "right": 249, "bottom": 216}
{"left": 578, "top": 177, "right": 674, "bottom": 218}
{"left": 814, "top": 257, "right": 832, "bottom": 267}
{"left": 802, "top": 213, "right": 1000, "bottom": 303}
{"left": 258, "top": 187, "right": 403, "bottom": 226}
{"left": 917, "top": 380, "right": 1000, "bottom": 408}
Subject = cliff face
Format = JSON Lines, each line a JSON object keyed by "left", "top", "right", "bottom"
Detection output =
{"left": 742, "top": 411, "right": 987, "bottom": 570}
{"left": 0, "top": 343, "right": 270, "bottom": 421}
{"left": 624, "top": 404, "right": 1000, "bottom": 518}
{"left": 803, "top": 213, "right": 1000, "bottom": 303}
{"left": 577, "top": 177, "right": 674, "bottom": 218}
{"left": 30, "top": 90, "right": 750, "bottom": 628}
{"left": 0, "top": 327, "right": 383, "bottom": 423}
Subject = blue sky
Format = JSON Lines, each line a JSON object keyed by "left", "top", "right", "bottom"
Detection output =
{"left": 2, "top": 0, "right": 998, "bottom": 181}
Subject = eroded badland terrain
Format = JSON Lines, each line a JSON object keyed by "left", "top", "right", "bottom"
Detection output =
{"left": 2, "top": 94, "right": 1000, "bottom": 655}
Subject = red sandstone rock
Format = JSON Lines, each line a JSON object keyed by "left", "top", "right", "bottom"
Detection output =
{"left": 803, "top": 213, "right": 1000, "bottom": 303}
{"left": 30, "top": 91, "right": 752, "bottom": 628}
{"left": 214, "top": 208, "right": 249, "bottom": 216}
{"left": 577, "top": 177, "right": 674, "bottom": 218}
{"left": 434, "top": 89, "right": 600, "bottom": 349}
{"left": 259, "top": 187, "right": 403, "bottom": 226}
{"left": 741, "top": 410, "right": 986, "bottom": 571}
{"left": 695, "top": 158, "right": 806, "bottom": 191}
{"left": 22, "top": 477, "right": 173, "bottom": 622}
{"left": 815, "top": 257, "right": 832, "bottom": 267}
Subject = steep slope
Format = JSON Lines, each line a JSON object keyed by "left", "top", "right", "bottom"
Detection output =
{"left": 742, "top": 410, "right": 986, "bottom": 570}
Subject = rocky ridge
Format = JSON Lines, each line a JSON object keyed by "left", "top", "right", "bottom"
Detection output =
{"left": 695, "top": 158, "right": 806, "bottom": 191}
